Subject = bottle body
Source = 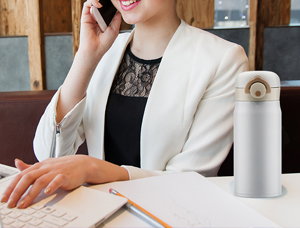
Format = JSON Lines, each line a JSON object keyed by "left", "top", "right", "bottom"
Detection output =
{"left": 234, "top": 101, "right": 282, "bottom": 197}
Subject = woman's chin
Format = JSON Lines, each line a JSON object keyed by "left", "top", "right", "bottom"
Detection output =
{"left": 121, "top": 15, "right": 141, "bottom": 26}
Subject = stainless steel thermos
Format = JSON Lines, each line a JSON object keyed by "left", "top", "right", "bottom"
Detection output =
{"left": 234, "top": 71, "right": 282, "bottom": 198}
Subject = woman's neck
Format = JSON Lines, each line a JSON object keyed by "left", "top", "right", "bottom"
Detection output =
{"left": 130, "top": 13, "right": 181, "bottom": 60}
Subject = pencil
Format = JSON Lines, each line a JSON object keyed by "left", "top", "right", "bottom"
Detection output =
{"left": 109, "top": 188, "right": 172, "bottom": 228}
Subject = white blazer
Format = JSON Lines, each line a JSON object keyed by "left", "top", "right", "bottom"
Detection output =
{"left": 34, "top": 20, "right": 249, "bottom": 179}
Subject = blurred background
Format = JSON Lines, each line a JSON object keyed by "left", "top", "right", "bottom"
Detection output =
{"left": 0, "top": 0, "right": 299, "bottom": 91}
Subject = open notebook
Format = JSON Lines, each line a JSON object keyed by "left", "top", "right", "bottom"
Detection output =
{"left": 0, "top": 165, "right": 127, "bottom": 228}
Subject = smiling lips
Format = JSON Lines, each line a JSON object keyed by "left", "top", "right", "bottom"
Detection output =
{"left": 120, "top": 0, "right": 140, "bottom": 10}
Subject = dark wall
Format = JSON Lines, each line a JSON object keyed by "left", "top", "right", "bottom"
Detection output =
{"left": 263, "top": 26, "right": 300, "bottom": 80}
{"left": 206, "top": 28, "right": 249, "bottom": 56}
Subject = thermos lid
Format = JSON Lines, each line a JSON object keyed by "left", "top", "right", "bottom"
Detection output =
{"left": 236, "top": 71, "right": 280, "bottom": 88}
{"left": 235, "top": 71, "right": 280, "bottom": 101}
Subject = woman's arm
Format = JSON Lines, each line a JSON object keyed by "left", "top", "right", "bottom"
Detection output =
{"left": 0, "top": 0, "right": 125, "bottom": 209}
{"left": 56, "top": 0, "right": 122, "bottom": 123}
{"left": 33, "top": 0, "right": 122, "bottom": 160}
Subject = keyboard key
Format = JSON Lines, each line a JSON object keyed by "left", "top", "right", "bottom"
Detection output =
{"left": 38, "top": 221, "right": 57, "bottom": 228}
{"left": 52, "top": 209, "right": 66, "bottom": 217}
{"left": 2, "top": 216, "right": 14, "bottom": 225}
{"left": 18, "top": 214, "right": 32, "bottom": 222}
{"left": 32, "top": 210, "right": 46, "bottom": 219}
{"left": 0, "top": 204, "right": 77, "bottom": 227}
{"left": 22, "top": 207, "right": 36, "bottom": 215}
{"left": 28, "top": 218, "right": 43, "bottom": 226}
{"left": 62, "top": 213, "right": 77, "bottom": 221}
{"left": 31, "top": 203, "right": 45, "bottom": 210}
{"left": 43, "top": 214, "right": 68, "bottom": 227}
{"left": 10, "top": 220, "right": 26, "bottom": 228}
{"left": 8, "top": 210, "right": 22, "bottom": 219}
{"left": 1, "top": 207, "right": 13, "bottom": 215}
{"left": 41, "top": 206, "right": 56, "bottom": 214}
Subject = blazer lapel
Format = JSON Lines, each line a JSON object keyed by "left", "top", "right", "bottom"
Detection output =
{"left": 85, "top": 31, "right": 134, "bottom": 159}
{"left": 140, "top": 21, "right": 198, "bottom": 169}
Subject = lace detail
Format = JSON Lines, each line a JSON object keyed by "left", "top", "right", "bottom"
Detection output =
{"left": 111, "top": 46, "right": 162, "bottom": 98}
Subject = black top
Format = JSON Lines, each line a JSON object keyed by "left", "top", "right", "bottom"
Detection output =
{"left": 104, "top": 45, "right": 162, "bottom": 167}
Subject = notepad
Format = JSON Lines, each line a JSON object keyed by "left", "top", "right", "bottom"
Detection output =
{"left": 91, "top": 172, "right": 280, "bottom": 227}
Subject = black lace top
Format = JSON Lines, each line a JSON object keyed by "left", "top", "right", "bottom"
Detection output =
{"left": 104, "top": 45, "right": 162, "bottom": 167}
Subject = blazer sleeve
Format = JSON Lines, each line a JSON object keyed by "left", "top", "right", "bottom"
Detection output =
{"left": 124, "top": 44, "right": 249, "bottom": 179}
{"left": 33, "top": 87, "right": 86, "bottom": 161}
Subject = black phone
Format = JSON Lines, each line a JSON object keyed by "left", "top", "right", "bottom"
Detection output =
{"left": 90, "top": 0, "right": 117, "bottom": 32}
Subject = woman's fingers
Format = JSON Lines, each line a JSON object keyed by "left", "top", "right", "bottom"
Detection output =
{"left": 0, "top": 162, "right": 39, "bottom": 204}
{"left": 108, "top": 11, "right": 122, "bottom": 34}
{"left": 77, "top": 0, "right": 121, "bottom": 57}
{"left": 96, "top": 11, "right": 121, "bottom": 53}
{"left": 44, "top": 174, "right": 67, "bottom": 195}
{"left": 92, "top": 0, "right": 102, "bottom": 8}
{"left": 1, "top": 161, "right": 50, "bottom": 206}
{"left": 0, "top": 173, "right": 23, "bottom": 204}
{"left": 1, "top": 155, "right": 92, "bottom": 209}
{"left": 5, "top": 169, "right": 49, "bottom": 208}
{"left": 16, "top": 173, "right": 66, "bottom": 209}
{"left": 82, "top": 0, "right": 102, "bottom": 17}
{"left": 84, "top": 0, "right": 102, "bottom": 8}
{"left": 15, "top": 159, "right": 31, "bottom": 171}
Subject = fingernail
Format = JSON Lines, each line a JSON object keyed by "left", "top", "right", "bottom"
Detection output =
{"left": 7, "top": 198, "right": 16, "bottom": 208}
{"left": 14, "top": 158, "right": 20, "bottom": 166}
{"left": 0, "top": 194, "right": 7, "bottom": 203}
{"left": 44, "top": 187, "right": 51, "bottom": 194}
{"left": 17, "top": 200, "right": 25, "bottom": 209}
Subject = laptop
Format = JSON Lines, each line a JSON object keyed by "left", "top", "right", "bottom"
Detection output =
{"left": 0, "top": 164, "right": 127, "bottom": 227}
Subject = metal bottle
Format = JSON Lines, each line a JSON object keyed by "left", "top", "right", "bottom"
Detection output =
{"left": 234, "top": 71, "right": 282, "bottom": 198}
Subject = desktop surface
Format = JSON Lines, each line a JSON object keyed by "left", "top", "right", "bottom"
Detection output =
{"left": 1, "top": 171, "right": 298, "bottom": 227}
{"left": 91, "top": 172, "right": 298, "bottom": 227}
{"left": 95, "top": 173, "right": 300, "bottom": 227}
{"left": 208, "top": 173, "right": 300, "bottom": 227}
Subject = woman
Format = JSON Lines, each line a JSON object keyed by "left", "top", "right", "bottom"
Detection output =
{"left": 1, "top": 0, "right": 248, "bottom": 209}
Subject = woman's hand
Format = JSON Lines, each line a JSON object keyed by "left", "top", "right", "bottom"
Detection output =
{"left": 78, "top": 0, "right": 122, "bottom": 58}
{"left": 0, "top": 156, "right": 129, "bottom": 209}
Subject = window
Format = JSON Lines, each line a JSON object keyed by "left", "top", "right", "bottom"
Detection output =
{"left": 290, "top": 0, "right": 300, "bottom": 25}
{"left": 214, "top": 0, "right": 249, "bottom": 28}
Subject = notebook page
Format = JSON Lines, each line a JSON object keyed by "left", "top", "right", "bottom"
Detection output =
{"left": 91, "top": 172, "right": 280, "bottom": 227}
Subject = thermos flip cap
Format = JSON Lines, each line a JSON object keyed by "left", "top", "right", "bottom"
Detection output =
{"left": 235, "top": 71, "right": 280, "bottom": 101}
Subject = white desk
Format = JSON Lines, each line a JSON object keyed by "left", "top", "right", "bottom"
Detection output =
{"left": 93, "top": 173, "right": 300, "bottom": 227}
{"left": 1, "top": 169, "right": 298, "bottom": 227}
{"left": 208, "top": 173, "right": 300, "bottom": 227}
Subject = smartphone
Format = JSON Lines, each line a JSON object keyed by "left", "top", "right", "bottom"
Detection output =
{"left": 90, "top": 0, "right": 117, "bottom": 32}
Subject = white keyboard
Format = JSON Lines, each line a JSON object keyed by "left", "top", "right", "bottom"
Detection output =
{"left": 0, "top": 166, "right": 18, "bottom": 181}
{"left": 0, "top": 202, "right": 78, "bottom": 227}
